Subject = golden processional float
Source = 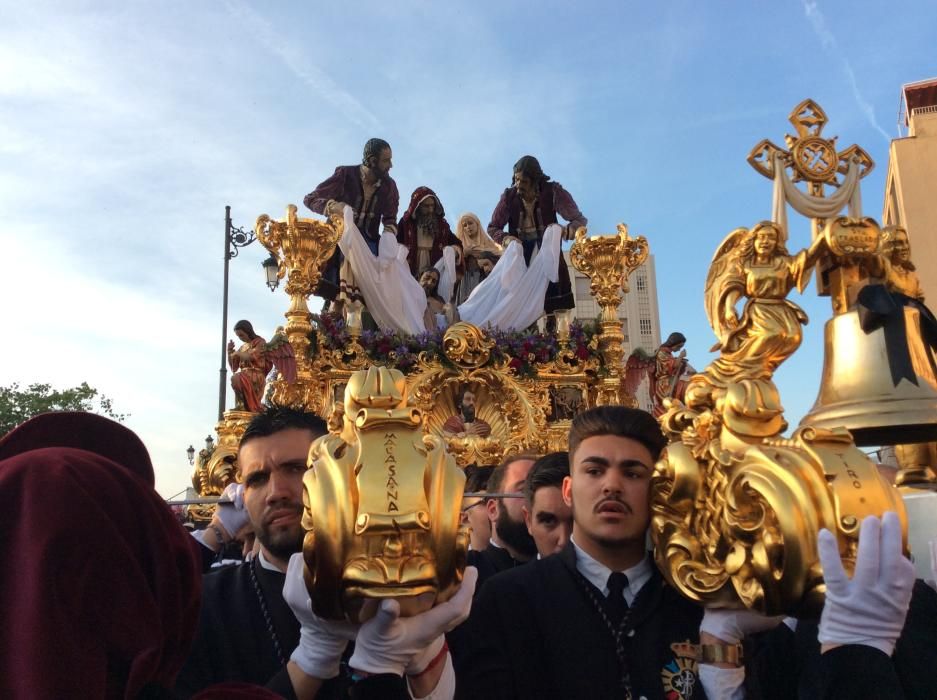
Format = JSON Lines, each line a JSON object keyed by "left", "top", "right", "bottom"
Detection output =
{"left": 191, "top": 204, "right": 650, "bottom": 615}
{"left": 191, "top": 99, "right": 936, "bottom": 618}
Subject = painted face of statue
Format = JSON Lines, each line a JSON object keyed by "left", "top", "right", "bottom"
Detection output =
{"left": 754, "top": 227, "right": 779, "bottom": 258}
{"left": 419, "top": 269, "right": 440, "bottom": 292}
{"left": 514, "top": 172, "right": 537, "bottom": 201}
{"left": 417, "top": 196, "right": 436, "bottom": 221}
{"left": 891, "top": 230, "right": 912, "bottom": 265}
{"left": 461, "top": 217, "right": 478, "bottom": 240}
{"left": 235, "top": 329, "right": 250, "bottom": 342}
{"left": 459, "top": 388, "right": 478, "bottom": 423}
{"left": 374, "top": 147, "right": 393, "bottom": 177}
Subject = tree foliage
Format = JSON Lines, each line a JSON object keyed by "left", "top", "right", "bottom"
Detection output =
{"left": 0, "top": 382, "right": 128, "bottom": 436}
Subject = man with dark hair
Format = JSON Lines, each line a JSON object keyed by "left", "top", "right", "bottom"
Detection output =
{"left": 467, "top": 454, "right": 538, "bottom": 590}
{"left": 460, "top": 406, "right": 718, "bottom": 698}
{"left": 461, "top": 465, "right": 493, "bottom": 552}
{"left": 304, "top": 138, "right": 399, "bottom": 302}
{"left": 442, "top": 386, "right": 492, "bottom": 439}
{"left": 176, "top": 406, "right": 331, "bottom": 697}
{"left": 522, "top": 451, "right": 572, "bottom": 558}
{"left": 398, "top": 187, "right": 463, "bottom": 279}
{"left": 487, "top": 155, "right": 586, "bottom": 315}
{"left": 419, "top": 266, "right": 447, "bottom": 331}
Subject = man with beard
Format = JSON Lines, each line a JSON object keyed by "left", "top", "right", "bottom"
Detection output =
{"left": 397, "top": 186, "right": 463, "bottom": 280}
{"left": 419, "top": 267, "right": 448, "bottom": 331}
{"left": 175, "top": 407, "right": 330, "bottom": 697}
{"left": 487, "top": 155, "right": 585, "bottom": 321}
{"left": 468, "top": 454, "right": 538, "bottom": 590}
{"left": 304, "top": 138, "right": 399, "bottom": 305}
{"left": 443, "top": 385, "right": 492, "bottom": 439}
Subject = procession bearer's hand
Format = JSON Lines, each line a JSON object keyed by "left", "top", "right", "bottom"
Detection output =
{"left": 349, "top": 567, "right": 478, "bottom": 677}
{"left": 214, "top": 483, "right": 250, "bottom": 543}
{"left": 283, "top": 553, "right": 359, "bottom": 679}
{"left": 818, "top": 511, "right": 915, "bottom": 656}
{"left": 700, "top": 608, "right": 784, "bottom": 646}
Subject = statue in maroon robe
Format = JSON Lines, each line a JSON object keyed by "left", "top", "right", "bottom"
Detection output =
{"left": 442, "top": 386, "right": 492, "bottom": 439}
{"left": 487, "top": 155, "right": 586, "bottom": 313}
{"left": 397, "top": 186, "right": 463, "bottom": 280}
{"left": 303, "top": 138, "right": 399, "bottom": 301}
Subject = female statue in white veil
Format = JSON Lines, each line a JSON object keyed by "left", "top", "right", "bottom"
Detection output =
{"left": 454, "top": 213, "right": 502, "bottom": 305}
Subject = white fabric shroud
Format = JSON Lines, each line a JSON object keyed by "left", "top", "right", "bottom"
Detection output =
{"left": 338, "top": 206, "right": 427, "bottom": 334}
{"left": 771, "top": 153, "right": 863, "bottom": 241}
{"left": 434, "top": 245, "right": 458, "bottom": 304}
{"left": 458, "top": 223, "right": 563, "bottom": 331}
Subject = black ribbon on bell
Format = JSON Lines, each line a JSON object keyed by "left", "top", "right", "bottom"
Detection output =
{"left": 857, "top": 285, "right": 937, "bottom": 387}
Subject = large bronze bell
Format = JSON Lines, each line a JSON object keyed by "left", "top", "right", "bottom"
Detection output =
{"left": 801, "top": 305, "right": 937, "bottom": 445}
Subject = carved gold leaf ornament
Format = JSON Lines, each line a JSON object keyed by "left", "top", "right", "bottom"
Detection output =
{"left": 652, "top": 101, "right": 912, "bottom": 616}
{"left": 301, "top": 367, "right": 468, "bottom": 621}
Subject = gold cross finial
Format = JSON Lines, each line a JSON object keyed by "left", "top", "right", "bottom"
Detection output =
{"left": 747, "top": 99, "right": 874, "bottom": 192}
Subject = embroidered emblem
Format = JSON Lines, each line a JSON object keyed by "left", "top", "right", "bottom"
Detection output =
{"left": 661, "top": 654, "right": 698, "bottom": 700}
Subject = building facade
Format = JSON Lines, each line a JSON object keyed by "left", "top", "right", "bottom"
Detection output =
{"left": 882, "top": 78, "right": 937, "bottom": 303}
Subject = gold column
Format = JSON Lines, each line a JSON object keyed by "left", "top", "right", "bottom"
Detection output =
{"left": 570, "top": 223, "right": 648, "bottom": 406}
{"left": 256, "top": 205, "right": 341, "bottom": 407}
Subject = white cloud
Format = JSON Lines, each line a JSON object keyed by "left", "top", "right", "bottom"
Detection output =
{"left": 801, "top": 0, "right": 892, "bottom": 142}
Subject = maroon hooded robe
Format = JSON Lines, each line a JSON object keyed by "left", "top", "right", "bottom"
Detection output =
{"left": 397, "top": 186, "right": 463, "bottom": 278}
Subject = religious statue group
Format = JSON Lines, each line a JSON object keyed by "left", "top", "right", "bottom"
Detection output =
{"left": 302, "top": 138, "right": 587, "bottom": 334}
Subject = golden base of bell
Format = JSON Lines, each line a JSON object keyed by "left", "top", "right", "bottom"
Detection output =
{"left": 801, "top": 308, "right": 937, "bottom": 446}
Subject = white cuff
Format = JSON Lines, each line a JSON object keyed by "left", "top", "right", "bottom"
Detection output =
{"left": 408, "top": 653, "right": 454, "bottom": 700}
{"left": 698, "top": 664, "right": 745, "bottom": 700}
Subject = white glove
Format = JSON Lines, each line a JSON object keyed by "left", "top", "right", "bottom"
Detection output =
{"left": 700, "top": 608, "right": 784, "bottom": 644}
{"left": 818, "top": 511, "right": 915, "bottom": 656}
{"left": 350, "top": 567, "right": 477, "bottom": 677}
{"left": 283, "top": 553, "right": 359, "bottom": 678}
{"left": 215, "top": 483, "right": 250, "bottom": 539}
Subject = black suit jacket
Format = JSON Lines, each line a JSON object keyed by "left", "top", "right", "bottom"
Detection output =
{"left": 458, "top": 544, "right": 707, "bottom": 700}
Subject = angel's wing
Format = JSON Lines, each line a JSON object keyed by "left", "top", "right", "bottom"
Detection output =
{"left": 623, "top": 347, "right": 655, "bottom": 396}
{"left": 703, "top": 227, "right": 749, "bottom": 342}
{"left": 265, "top": 329, "right": 297, "bottom": 384}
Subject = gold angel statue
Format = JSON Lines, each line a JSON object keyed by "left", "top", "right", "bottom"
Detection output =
{"left": 688, "top": 221, "right": 827, "bottom": 408}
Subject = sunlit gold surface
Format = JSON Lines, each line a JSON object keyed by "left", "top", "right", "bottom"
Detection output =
{"left": 301, "top": 366, "right": 468, "bottom": 620}
{"left": 653, "top": 101, "right": 910, "bottom": 615}
{"left": 747, "top": 99, "right": 875, "bottom": 313}
{"left": 570, "top": 224, "right": 648, "bottom": 407}
{"left": 256, "top": 205, "right": 342, "bottom": 408}
{"left": 189, "top": 410, "right": 252, "bottom": 521}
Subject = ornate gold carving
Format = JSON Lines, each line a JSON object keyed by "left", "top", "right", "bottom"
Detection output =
{"left": 747, "top": 99, "right": 875, "bottom": 314}
{"left": 570, "top": 224, "right": 648, "bottom": 407}
{"left": 654, "top": 104, "right": 909, "bottom": 615}
{"left": 443, "top": 322, "right": 496, "bottom": 368}
{"left": 256, "top": 206, "right": 342, "bottom": 408}
{"left": 302, "top": 366, "right": 468, "bottom": 621}
{"left": 189, "top": 410, "right": 253, "bottom": 521}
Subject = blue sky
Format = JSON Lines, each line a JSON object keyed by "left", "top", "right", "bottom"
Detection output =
{"left": 2, "top": 0, "right": 935, "bottom": 496}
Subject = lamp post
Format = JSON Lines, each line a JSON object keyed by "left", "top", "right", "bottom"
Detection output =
{"left": 186, "top": 444, "right": 196, "bottom": 465}
{"left": 218, "top": 206, "right": 280, "bottom": 420}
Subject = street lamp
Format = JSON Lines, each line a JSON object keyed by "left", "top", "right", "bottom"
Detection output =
{"left": 204, "top": 435, "right": 215, "bottom": 452}
{"left": 263, "top": 254, "right": 280, "bottom": 292}
{"left": 186, "top": 445, "right": 196, "bottom": 465}
{"left": 218, "top": 205, "right": 266, "bottom": 420}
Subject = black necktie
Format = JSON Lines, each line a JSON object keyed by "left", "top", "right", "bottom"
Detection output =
{"left": 605, "top": 572, "right": 629, "bottom": 625}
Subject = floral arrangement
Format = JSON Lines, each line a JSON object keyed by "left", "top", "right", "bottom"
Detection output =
{"left": 309, "top": 312, "right": 602, "bottom": 378}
